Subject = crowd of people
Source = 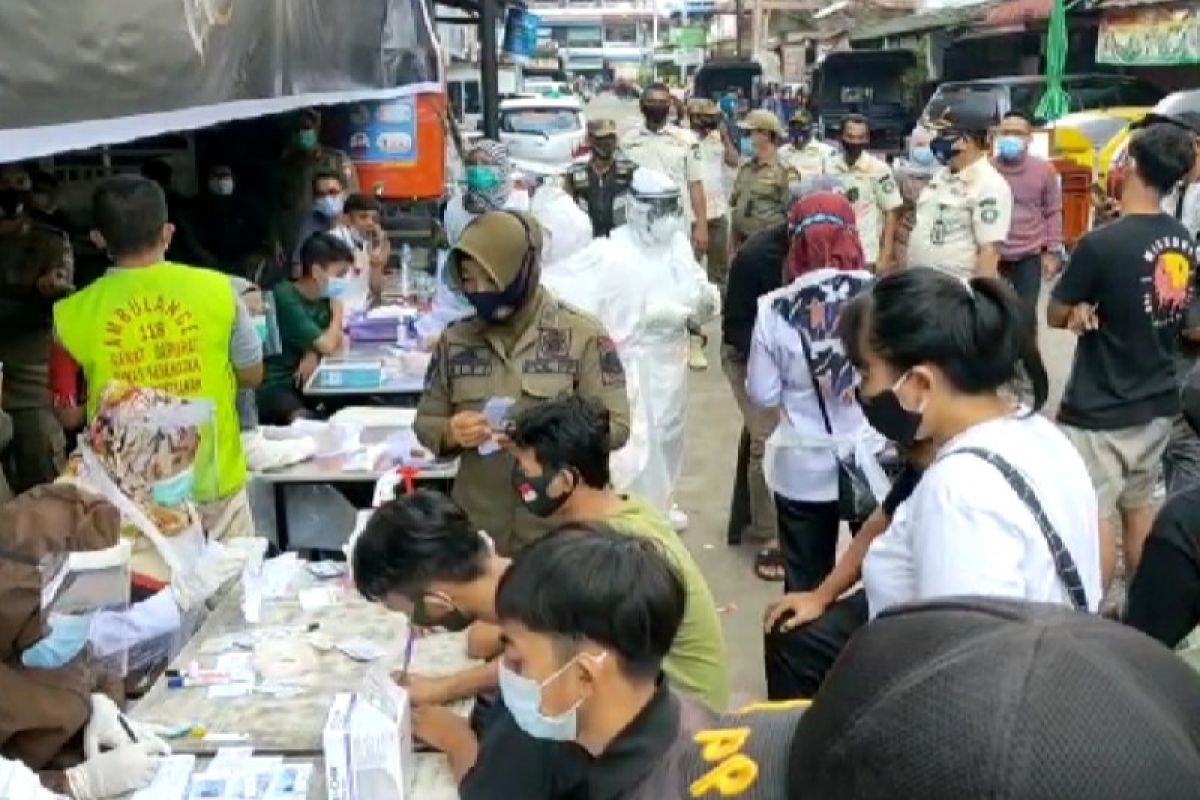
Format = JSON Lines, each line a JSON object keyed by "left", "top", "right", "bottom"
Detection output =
{"left": 4, "top": 85, "right": 1200, "bottom": 798}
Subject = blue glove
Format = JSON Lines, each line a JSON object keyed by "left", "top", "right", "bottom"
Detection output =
{"left": 21, "top": 613, "right": 92, "bottom": 669}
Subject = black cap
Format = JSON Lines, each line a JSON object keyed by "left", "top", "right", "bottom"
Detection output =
{"left": 924, "top": 93, "right": 998, "bottom": 136}
{"left": 787, "top": 597, "right": 1200, "bottom": 799}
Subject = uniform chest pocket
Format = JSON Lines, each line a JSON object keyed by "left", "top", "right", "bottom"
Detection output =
{"left": 928, "top": 195, "right": 973, "bottom": 243}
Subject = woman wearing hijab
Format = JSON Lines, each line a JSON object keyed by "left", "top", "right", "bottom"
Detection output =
{"left": 745, "top": 193, "right": 876, "bottom": 593}
{"left": 0, "top": 484, "right": 171, "bottom": 798}
{"left": 442, "top": 140, "right": 531, "bottom": 245}
{"left": 424, "top": 141, "right": 534, "bottom": 344}
{"left": 414, "top": 211, "right": 631, "bottom": 554}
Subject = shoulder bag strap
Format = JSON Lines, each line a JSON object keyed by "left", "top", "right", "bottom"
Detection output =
{"left": 795, "top": 324, "right": 834, "bottom": 436}
{"left": 946, "top": 447, "right": 1089, "bottom": 612}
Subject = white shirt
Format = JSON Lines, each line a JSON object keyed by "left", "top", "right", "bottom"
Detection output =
{"left": 822, "top": 152, "right": 903, "bottom": 265}
{"left": 689, "top": 129, "right": 731, "bottom": 219}
{"left": 746, "top": 269, "right": 874, "bottom": 502}
{"left": 907, "top": 156, "right": 1014, "bottom": 278}
{"left": 1163, "top": 180, "right": 1200, "bottom": 241}
{"left": 863, "top": 412, "right": 1101, "bottom": 618}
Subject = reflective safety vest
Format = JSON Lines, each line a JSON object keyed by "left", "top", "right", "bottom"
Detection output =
{"left": 53, "top": 263, "right": 247, "bottom": 500}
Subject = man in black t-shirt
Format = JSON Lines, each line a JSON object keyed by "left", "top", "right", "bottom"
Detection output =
{"left": 1049, "top": 122, "right": 1200, "bottom": 583}
{"left": 722, "top": 223, "right": 786, "bottom": 571}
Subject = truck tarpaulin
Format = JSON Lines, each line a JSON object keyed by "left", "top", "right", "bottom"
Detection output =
{"left": 0, "top": 0, "right": 441, "bottom": 161}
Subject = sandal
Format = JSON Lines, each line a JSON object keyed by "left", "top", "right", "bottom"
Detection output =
{"left": 754, "top": 546, "right": 786, "bottom": 583}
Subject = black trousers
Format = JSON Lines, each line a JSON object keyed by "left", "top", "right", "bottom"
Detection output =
{"left": 764, "top": 590, "right": 869, "bottom": 700}
{"left": 999, "top": 254, "right": 1041, "bottom": 319}
{"left": 774, "top": 495, "right": 843, "bottom": 593}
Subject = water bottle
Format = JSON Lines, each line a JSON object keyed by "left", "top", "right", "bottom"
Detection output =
{"left": 400, "top": 243, "right": 413, "bottom": 300}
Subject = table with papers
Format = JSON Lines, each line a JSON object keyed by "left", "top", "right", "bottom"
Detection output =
{"left": 249, "top": 408, "right": 457, "bottom": 551}
{"left": 303, "top": 340, "right": 430, "bottom": 399}
{"left": 131, "top": 567, "right": 477, "bottom": 798}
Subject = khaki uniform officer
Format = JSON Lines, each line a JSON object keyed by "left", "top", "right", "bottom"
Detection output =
{"left": 621, "top": 85, "right": 707, "bottom": 239}
{"left": 779, "top": 110, "right": 836, "bottom": 180}
{"left": 731, "top": 110, "right": 799, "bottom": 247}
{"left": 686, "top": 99, "right": 739, "bottom": 296}
{"left": 822, "top": 135, "right": 903, "bottom": 269}
{"left": 415, "top": 211, "right": 631, "bottom": 554}
{"left": 908, "top": 106, "right": 1013, "bottom": 279}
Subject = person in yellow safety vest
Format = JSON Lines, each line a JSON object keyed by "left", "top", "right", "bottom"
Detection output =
{"left": 52, "top": 176, "right": 263, "bottom": 544}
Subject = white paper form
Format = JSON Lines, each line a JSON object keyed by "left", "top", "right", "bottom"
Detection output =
{"left": 131, "top": 754, "right": 196, "bottom": 800}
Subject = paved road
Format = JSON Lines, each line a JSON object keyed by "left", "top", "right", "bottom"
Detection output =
{"left": 587, "top": 92, "right": 1080, "bottom": 703}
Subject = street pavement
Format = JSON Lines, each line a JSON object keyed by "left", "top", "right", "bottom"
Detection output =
{"left": 586, "top": 93, "right": 1080, "bottom": 705}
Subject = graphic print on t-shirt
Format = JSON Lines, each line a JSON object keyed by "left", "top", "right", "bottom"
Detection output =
{"left": 1144, "top": 235, "right": 1197, "bottom": 328}
{"left": 772, "top": 272, "right": 871, "bottom": 398}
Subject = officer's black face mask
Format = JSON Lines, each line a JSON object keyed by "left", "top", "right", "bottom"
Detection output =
{"left": 642, "top": 103, "right": 670, "bottom": 127}
{"left": 591, "top": 137, "right": 617, "bottom": 160}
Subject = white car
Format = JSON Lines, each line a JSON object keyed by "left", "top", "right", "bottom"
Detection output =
{"left": 498, "top": 96, "right": 588, "bottom": 172}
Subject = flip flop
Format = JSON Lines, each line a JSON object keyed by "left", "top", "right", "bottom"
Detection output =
{"left": 754, "top": 546, "right": 786, "bottom": 583}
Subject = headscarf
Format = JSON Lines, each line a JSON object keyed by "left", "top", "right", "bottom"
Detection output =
{"left": 785, "top": 192, "right": 865, "bottom": 280}
{"left": 0, "top": 483, "right": 121, "bottom": 769}
{"left": 464, "top": 139, "right": 515, "bottom": 214}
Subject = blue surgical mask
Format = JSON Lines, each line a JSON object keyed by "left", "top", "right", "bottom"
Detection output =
{"left": 739, "top": 137, "right": 756, "bottom": 158}
{"left": 21, "top": 613, "right": 93, "bottom": 669}
{"left": 996, "top": 135, "right": 1026, "bottom": 163}
{"left": 324, "top": 276, "right": 350, "bottom": 299}
{"left": 909, "top": 145, "right": 936, "bottom": 167}
{"left": 315, "top": 195, "right": 344, "bottom": 218}
{"left": 151, "top": 466, "right": 194, "bottom": 507}
{"left": 498, "top": 652, "right": 606, "bottom": 742}
{"left": 251, "top": 314, "right": 269, "bottom": 344}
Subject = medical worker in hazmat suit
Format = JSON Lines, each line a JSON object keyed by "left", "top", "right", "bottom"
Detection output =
{"left": 542, "top": 168, "right": 720, "bottom": 526}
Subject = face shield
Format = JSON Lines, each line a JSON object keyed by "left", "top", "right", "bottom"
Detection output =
{"left": 628, "top": 191, "right": 683, "bottom": 247}
{"left": 21, "top": 540, "right": 132, "bottom": 678}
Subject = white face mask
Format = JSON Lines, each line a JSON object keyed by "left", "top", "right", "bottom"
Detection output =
{"left": 497, "top": 651, "right": 607, "bottom": 741}
{"left": 209, "top": 177, "right": 235, "bottom": 196}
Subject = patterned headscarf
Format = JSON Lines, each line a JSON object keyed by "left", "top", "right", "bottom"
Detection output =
{"left": 785, "top": 191, "right": 865, "bottom": 280}
{"left": 465, "top": 139, "right": 515, "bottom": 213}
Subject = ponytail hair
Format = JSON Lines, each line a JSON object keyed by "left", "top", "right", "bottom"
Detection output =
{"left": 841, "top": 268, "right": 1049, "bottom": 411}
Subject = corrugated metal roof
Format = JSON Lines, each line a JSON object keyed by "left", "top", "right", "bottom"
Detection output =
{"left": 983, "top": 0, "right": 1053, "bottom": 26}
{"left": 850, "top": 5, "right": 987, "bottom": 41}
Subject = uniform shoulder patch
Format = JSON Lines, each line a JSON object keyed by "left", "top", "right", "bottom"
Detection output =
{"left": 596, "top": 335, "right": 626, "bottom": 386}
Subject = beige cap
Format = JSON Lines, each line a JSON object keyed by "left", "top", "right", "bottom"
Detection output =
{"left": 739, "top": 109, "right": 784, "bottom": 136}
{"left": 687, "top": 98, "right": 720, "bottom": 116}
{"left": 587, "top": 118, "right": 618, "bottom": 137}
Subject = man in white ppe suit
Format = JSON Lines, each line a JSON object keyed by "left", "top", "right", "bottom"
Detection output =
{"left": 542, "top": 168, "right": 720, "bottom": 526}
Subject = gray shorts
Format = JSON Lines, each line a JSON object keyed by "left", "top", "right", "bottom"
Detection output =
{"left": 1060, "top": 418, "right": 1172, "bottom": 519}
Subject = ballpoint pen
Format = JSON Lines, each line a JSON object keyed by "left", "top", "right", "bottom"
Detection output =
{"left": 118, "top": 714, "right": 138, "bottom": 744}
{"left": 399, "top": 627, "right": 416, "bottom": 684}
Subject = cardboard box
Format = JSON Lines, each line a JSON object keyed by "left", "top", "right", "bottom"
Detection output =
{"left": 323, "top": 673, "right": 413, "bottom": 799}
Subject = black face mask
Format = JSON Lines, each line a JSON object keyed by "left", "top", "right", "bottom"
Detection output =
{"left": 856, "top": 385, "right": 924, "bottom": 448}
{"left": 512, "top": 464, "right": 574, "bottom": 518}
{"left": 842, "top": 142, "right": 866, "bottom": 164}
{"left": 411, "top": 595, "right": 473, "bottom": 632}
{"left": 592, "top": 140, "right": 616, "bottom": 160}
{"left": 642, "top": 105, "right": 670, "bottom": 126}
{"left": 790, "top": 127, "right": 812, "bottom": 145}
{"left": 930, "top": 135, "right": 958, "bottom": 166}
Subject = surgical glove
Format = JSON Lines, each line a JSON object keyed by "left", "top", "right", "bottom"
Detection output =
{"left": 170, "top": 537, "right": 266, "bottom": 613}
{"left": 83, "top": 694, "right": 172, "bottom": 760}
{"left": 66, "top": 742, "right": 169, "bottom": 799}
{"left": 20, "top": 613, "right": 92, "bottom": 669}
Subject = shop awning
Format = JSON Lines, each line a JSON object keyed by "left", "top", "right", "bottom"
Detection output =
{"left": 850, "top": 6, "right": 986, "bottom": 42}
{"left": 0, "top": 0, "right": 441, "bottom": 163}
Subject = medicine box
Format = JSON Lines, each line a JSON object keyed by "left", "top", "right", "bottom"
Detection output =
{"left": 323, "top": 678, "right": 414, "bottom": 800}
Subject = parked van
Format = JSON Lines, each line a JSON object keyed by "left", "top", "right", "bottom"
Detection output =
{"left": 447, "top": 66, "right": 518, "bottom": 132}
{"left": 922, "top": 74, "right": 1162, "bottom": 127}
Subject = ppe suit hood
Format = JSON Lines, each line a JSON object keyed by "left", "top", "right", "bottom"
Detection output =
{"left": 531, "top": 186, "right": 593, "bottom": 266}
